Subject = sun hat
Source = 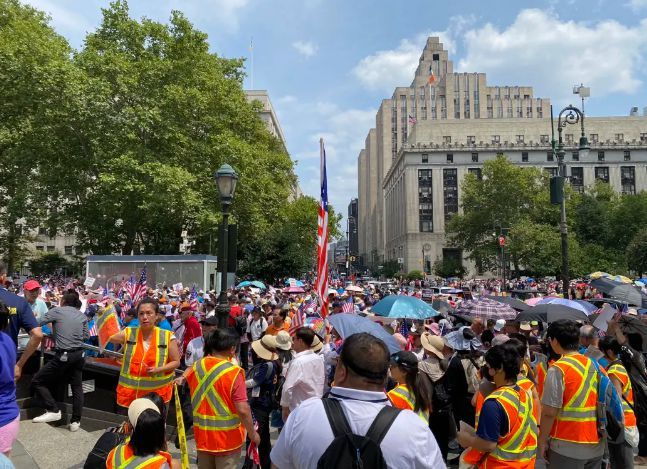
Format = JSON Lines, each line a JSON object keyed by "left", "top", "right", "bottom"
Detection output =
{"left": 311, "top": 334, "right": 323, "bottom": 353}
{"left": 494, "top": 319, "right": 506, "bottom": 332}
{"left": 444, "top": 326, "right": 479, "bottom": 351}
{"left": 519, "top": 321, "right": 532, "bottom": 331}
{"left": 420, "top": 332, "right": 445, "bottom": 359}
{"left": 275, "top": 330, "right": 292, "bottom": 351}
{"left": 251, "top": 335, "right": 278, "bottom": 361}
{"left": 128, "top": 398, "right": 160, "bottom": 429}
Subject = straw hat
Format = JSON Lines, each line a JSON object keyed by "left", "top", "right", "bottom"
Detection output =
{"left": 275, "top": 330, "right": 292, "bottom": 351}
{"left": 251, "top": 335, "right": 278, "bottom": 361}
{"left": 420, "top": 332, "right": 444, "bottom": 359}
{"left": 311, "top": 334, "right": 323, "bottom": 353}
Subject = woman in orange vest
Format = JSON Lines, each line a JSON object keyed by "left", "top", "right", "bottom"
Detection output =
{"left": 457, "top": 342, "right": 537, "bottom": 468}
{"left": 106, "top": 398, "right": 180, "bottom": 468}
{"left": 387, "top": 351, "right": 433, "bottom": 422}
{"left": 176, "top": 327, "right": 260, "bottom": 468}
{"left": 108, "top": 298, "right": 180, "bottom": 408}
{"left": 600, "top": 335, "right": 639, "bottom": 468}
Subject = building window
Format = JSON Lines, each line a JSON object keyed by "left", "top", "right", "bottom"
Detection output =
{"left": 443, "top": 168, "right": 459, "bottom": 222}
{"left": 443, "top": 136, "right": 451, "bottom": 144}
{"left": 64, "top": 245, "right": 74, "bottom": 255}
{"left": 418, "top": 169, "right": 433, "bottom": 232}
{"left": 595, "top": 166, "right": 609, "bottom": 183}
{"left": 540, "top": 135, "right": 550, "bottom": 144}
{"left": 545, "top": 167, "right": 558, "bottom": 177}
{"left": 447, "top": 153, "right": 454, "bottom": 163}
{"left": 624, "top": 150, "right": 631, "bottom": 161}
{"left": 516, "top": 135, "right": 524, "bottom": 143}
{"left": 537, "top": 106, "right": 543, "bottom": 118}
{"left": 522, "top": 152, "right": 529, "bottom": 162}
{"left": 467, "top": 135, "right": 475, "bottom": 145}
{"left": 565, "top": 134, "right": 574, "bottom": 144}
{"left": 471, "top": 152, "right": 479, "bottom": 162}
{"left": 570, "top": 167, "right": 584, "bottom": 193}
{"left": 572, "top": 151, "right": 579, "bottom": 161}
{"left": 468, "top": 168, "right": 482, "bottom": 180}
{"left": 615, "top": 133, "right": 624, "bottom": 142}
{"left": 598, "top": 151, "right": 605, "bottom": 162}
{"left": 526, "top": 107, "right": 532, "bottom": 117}
{"left": 621, "top": 166, "right": 636, "bottom": 195}
{"left": 46, "top": 246, "right": 55, "bottom": 252}
{"left": 492, "top": 135, "right": 500, "bottom": 144}
{"left": 36, "top": 246, "right": 44, "bottom": 252}
{"left": 590, "top": 134, "right": 599, "bottom": 143}
{"left": 422, "top": 153, "right": 428, "bottom": 163}
{"left": 641, "top": 133, "right": 647, "bottom": 142}
{"left": 547, "top": 151, "right": 554, "bottom": 162}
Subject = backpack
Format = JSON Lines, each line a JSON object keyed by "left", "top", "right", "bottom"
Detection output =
{"left": 83, "top": 427, "right": 127, "bottom": 469}
{"left": 431, "top": 374, "right": 453, "bottom": 414}
{"left": 591, "top": 360, "right": 624, "bottom": 443}
{"left": 233, "top": 314, "right": 248, "bottom": 336}
{"left": 271, "top": 373, "right": 285, "bottom": 410}
{"left": 622, "top": 347, "right": 647, "bottom": 425}
{"left": 317, "top": 398, "right": 400, "bottom": 469}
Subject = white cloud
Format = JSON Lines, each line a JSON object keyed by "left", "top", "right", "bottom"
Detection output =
{"left": 292, "top": 40, "right": 318, "bottom": 58}
{"left": 457, "top": 9, "right": 647, "bottom": 101}
{"left": 351, "top": 15, "right": 473, "bottom": 92}
{"left": 627, "top": 0, "right": 647, "bottom": 10}
{"left": 277, "top": 95, "right": 297, "bottom": 104}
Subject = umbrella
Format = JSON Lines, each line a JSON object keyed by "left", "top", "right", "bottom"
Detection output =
{"left": 236, "top": 280, "right": 253, "bottom": 288}
{"left": 250, "top": 281, "right": 266, "bottom": 290}
{"left": 371, "top": 295, "right": 439, "bottom": 319}
{"left": 516, "top": 304, "right": 589, "bottom": 323}
{"left": 285, "top": 278, "right": 305, "bottom": 287}
{"left": 617, "top": 316, "right": 647, "bottom": 352}
{"left": 328, "top": 313, "right": 400, "bottom": 354}
{"left": 589, "top": 271, "right": 611, "bottom": 279}
{"left": 345, "top": 285, "right": 364, "bottom": 293}
{"left": 537, "top": 298, "right": 595, "bottom": 315}
{"left": 590, "top": 278, "right": 646, "bottom": 307}
{"left": 304, "top": 316, "right": 326, "bottom": 338}
{"left": 525, "top": 277, "right": 535, "bottom": 283}
{"left": 483, "top": 295, "right": 529, "bottom": 312}
{"left": 611, "top": 275, "right": 633, "bottom": 284}
{"left": 432, "top": 299, "right": 451, "bottom": 313}
{"left": 282, "top": 286, "right": 305, "bottom": 294}
{"left": 455, "top": 298, "right": 517, "bottom": 321}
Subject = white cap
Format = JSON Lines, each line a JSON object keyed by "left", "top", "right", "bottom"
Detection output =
{"left": 494, "top": 319, "right": 506, "bottom": 332}
{"left": 128, "top": 398, "right": 160, "bottom": 429}
{"left": 306, "top": 307, "right": 314, "bottom": 314}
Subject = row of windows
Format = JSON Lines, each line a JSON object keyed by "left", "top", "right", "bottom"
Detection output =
{"left": 442, "top": 133, "right": 647, "bottom": 146}
{"left": 422, "top": 150, "right": 635, "bottom": 164}
{"left": 35, "top": 245, "right": 75, "bottom": 254}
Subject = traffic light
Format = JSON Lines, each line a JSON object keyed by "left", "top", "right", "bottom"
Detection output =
{"left": 550, "top": 176, "right": 564, "bottom": 205}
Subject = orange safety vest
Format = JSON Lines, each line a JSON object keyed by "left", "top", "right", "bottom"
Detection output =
{"left": 116, "top": 327, "right": 175, "bottom": 408}
{"left": 517, "top": 377, "right": 540, "bottom": 422}
{"left": 607, "top": 361, "right": 637, "bottom": 427}
{"left": 533, "top": 355, "right": 548, "bottom": 398}
{"left": 550, "top": 353, "right": 599, "bottom": 444}
{"left": 187, "top": 356, "right": 246, "bottom": 453}
{"left": 387, "top": 384, "right": 429, "bottom": 422}
{"left": 480, "top": 386, "right": 538, "bottom": 469}
{"left": 106, "top": 443, "right": 172, "bottom": 469}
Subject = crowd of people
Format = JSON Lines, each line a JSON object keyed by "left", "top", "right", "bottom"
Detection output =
{"left": 1, "top": 263, "right": 647, "bottom": 468}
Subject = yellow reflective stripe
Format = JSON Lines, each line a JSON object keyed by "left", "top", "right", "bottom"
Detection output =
{"left": 193, "top": 414, "right": 241, "bottom": 430}
{"left": 559, "top": 357, "right": 596, "bottom": 409}
{"left": 118, "top": 373, "right": 174, "bottom": 390}
{"left": 156, "top": 329, "right": 168, "bottom": 369}
{"left": 488, "top": 387, "right": 537, "bottom": 461}
{"left": 391, "top": 385, "right": 415, "bottom": 409}
{"left": 191, "top": 360, "right": 236, "bottom": 411}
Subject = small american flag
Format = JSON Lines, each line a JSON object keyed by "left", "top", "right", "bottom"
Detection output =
{"left": 302, "top": 300, "right": 318, "bottom": 316}
{"left": 246, "top": 420, "right": 260, "bottom": 465}
{"left": 399, "top": 320, "right": 409, "bottom": 338}
{"left": 189, "top": 285, "right": 198, "bottom": 311}
{"left": 315, "top": 139, "right": 330, "bottom": 318}
{"left": 125, "top": 266, "right": 147, "bottom": 305}
{"left": 341, "top": 298, "right": 355, "bottom": 313}
{"left": 408, "top": 114, "right": 417, "bottom": 125}
{"left": 289, "top": 308, "right": 305, "bottom": 334}
{"left": 88, "top": 320, "right": 98, "bottom": 337}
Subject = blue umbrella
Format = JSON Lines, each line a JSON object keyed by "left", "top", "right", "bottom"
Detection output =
{"left": 537, "top": 297, "right": 594, "bottom": 315}
{"left": 251, "top": 281, "right": 267, "bottom": 290}
{"left": 371, "top": 295, "right": 439, "bottom": 319}
{"left": 328, "top": 313, "right": 400, "bottom": 354}
{"left": 236, "top": 280, "right": 253, "bottom": 288}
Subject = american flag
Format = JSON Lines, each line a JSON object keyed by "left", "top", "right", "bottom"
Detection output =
{"left": 341, "top": 298, "right": 355, "bottom": 313}
{"left": 399, "top": 319, "right": 409, "bottom": 338}
{"left": 302, "top": 299, "right": 318, "bottom": 316}
{"left": 408, "top": 114, "right": 417, "bottom": 125}
{"left": 125, "top": 266, "right": 147, "bottom": 305}
{"left": 189, "top": 285, "right": 198, "bottom": 311}
{"left": 88, "top": 320, "right": 98, "bottom": 337}
{"left": 315, "top": 139, "right": 329, "bottom": 318}
{"left": 289, "top": 308, "right": 304, "bottom": 335}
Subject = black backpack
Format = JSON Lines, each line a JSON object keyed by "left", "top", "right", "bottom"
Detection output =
{"left": 234, "top": 314, "right": 248, "bottom": 336}
{"left": 83, "top": 428, "right": 127, "bottom": 469}
{"left": 317, "top": 398, "right": 401, "bottom": 469}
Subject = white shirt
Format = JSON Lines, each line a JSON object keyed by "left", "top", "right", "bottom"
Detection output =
{"left": 247, "top": 316, "right": 268, "bottom": 341}
{"left": 270, "top": 386, "right": 446, "bottom": 469}
{"left": 185, "top": 336, "right": 204, "bottom": 367}
{"left": 280, "top": 349, "right": 325, "bottom": 411}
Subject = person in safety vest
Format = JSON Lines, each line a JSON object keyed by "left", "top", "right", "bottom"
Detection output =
{"left": 600, "top": 335, "right": 639, "bottom": 468}
{"left": 106, "top": 397, "right": 179, "bottom": 468}
{"left": 108, "top": 298, "right": 180, "bottom": 408}
{"left": 175, "top": 327, "right": 260, "bottom": 468}
{"left": 538, "top": 319, "right": 605, "bottom": 468}
{"left": 387, "top": 350, "right": 433, "bottom": 423}
{"left": 457, "top": 342, "right": 537, "bottom": 469}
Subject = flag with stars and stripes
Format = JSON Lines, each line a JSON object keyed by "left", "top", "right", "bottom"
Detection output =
{"left": 341, "top": 297, "right": 355, "bottom": 313}
{"left": 315, "top": 139, "right": 330, "bottom": 318}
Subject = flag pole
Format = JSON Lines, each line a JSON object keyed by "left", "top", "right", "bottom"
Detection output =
{"left": 250, "top": 37, "right": 254, "bottom": 89}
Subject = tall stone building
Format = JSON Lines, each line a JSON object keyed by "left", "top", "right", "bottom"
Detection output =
{"left": 357, "top": 37, "right": 647, "bottom": 275}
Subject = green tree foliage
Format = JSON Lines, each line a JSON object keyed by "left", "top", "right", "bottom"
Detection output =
{"left": 28, "top": 252, "right": 73, "bottom": 276}
{"left": 432, "top": 258, "right": 467, "bottom": 279}
{"left": 626, "top": 228, "right": 647, "bottom": 276}
{"left": 379, "top": 260, "right": 400, "bottom": 279}
{"left": 242, "top": 196, "right": 341, "bottom": 281}
{"left": 407, "top": 270, "right": 424, "bottom": 281}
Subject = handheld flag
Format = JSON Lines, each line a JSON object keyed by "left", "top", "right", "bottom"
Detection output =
{"left": 95, "top": 305, "right": 121, "bottom": 352}
{"left": 173, "top": 384, "right": 190, "bottom": 469}
{"left": 316, "top": 139, "right": 330, "bottom": 317}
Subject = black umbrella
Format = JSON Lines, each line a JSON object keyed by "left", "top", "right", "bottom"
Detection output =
{"left": 590, "top": 278, "right": 647, "bottom": 307}
{"left": 483, "top": 295, "right": 530, "bottom": 311}
{"left": 618, "top": 316, "right": 647, "bottom": 353}
{"left": 516, "top": 304, "right": 589, "bottom": 323}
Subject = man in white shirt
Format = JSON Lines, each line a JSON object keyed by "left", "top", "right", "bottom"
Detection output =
{"left": 184, "top": 316, "right": 217, "bottom": 367}
{"left": 247, "top": 306, "right": 268, "bottom": 342}
{"left": 271, "top": 332, "right": 445, "bottom": 469}
{"left": 280, "top": 327, "right": 325, "bottom": 422}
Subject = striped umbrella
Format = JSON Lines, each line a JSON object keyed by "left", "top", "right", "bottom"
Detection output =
{"left": 455, "top": 298, "right": 517, "bottom": 320}
{"left": 611, "top": 275, "right": 632, "bottom": 284}
{"left": 589, "top": 271, "right": 611, "bottom": 279}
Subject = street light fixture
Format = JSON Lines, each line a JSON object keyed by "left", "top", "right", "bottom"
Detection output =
{"left": 214, "top": 163, "right": 239, "bottom": 329}
{"left": 553, "top": 105, "right": 588, "bottom": 297}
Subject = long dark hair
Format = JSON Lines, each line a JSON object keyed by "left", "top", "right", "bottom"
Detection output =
{"left": 399, "top": 364, "right": 433, "bottom": 414}
{"left": 129, "top": 409, "right": 166, "bottom": 457}
{"left": 0, "top": 300, "right": 9, "bottom": 331}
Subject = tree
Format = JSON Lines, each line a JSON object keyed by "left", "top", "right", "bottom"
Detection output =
{"left": 626, "top": 229, "right": 647, "bottom": 276}
{"left": 28, "top": 252, "right": 72, "bottom": 276}
{"left": 433, "top": 258, "right": 467, "bottom": 279}
{"left": 407, "top": 270, "right": 424, "bottom": 281}
{"left": 379, "top": 260, "right": 400, "bottom": 279}
{"left": 242, "top": 196, "right": 341, "bottom": 281}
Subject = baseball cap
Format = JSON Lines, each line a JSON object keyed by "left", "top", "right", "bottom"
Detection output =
{"left": 390, "top": 351, "right": 419, "bottom": 370}
{"left": 23, "top": 280, "right": 41, "bottom": 291}
{"left": 128, "top": 398, "right": 160, "bottom": 429}
{"left": 493, "top": 319, "right": 506, "bottom": 332}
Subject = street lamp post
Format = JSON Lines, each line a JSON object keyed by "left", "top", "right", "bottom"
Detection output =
{"left": 214, "top": 163, "right": 239, "bottom": 329}
{"left": 554, "top": 105, "right": 590, "bottom": 298}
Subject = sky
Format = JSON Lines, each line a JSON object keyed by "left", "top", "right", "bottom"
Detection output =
{"left": 23, "top": 0, "right": 647, "bottom": 235}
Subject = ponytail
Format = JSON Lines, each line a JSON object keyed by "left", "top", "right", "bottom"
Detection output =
{"left": 403, "top": 366, "right": 434, "bottom": 414}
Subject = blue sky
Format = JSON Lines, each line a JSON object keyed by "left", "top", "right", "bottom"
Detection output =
{"left": 25, "top": 0, "right": 647, "bottom": 233}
